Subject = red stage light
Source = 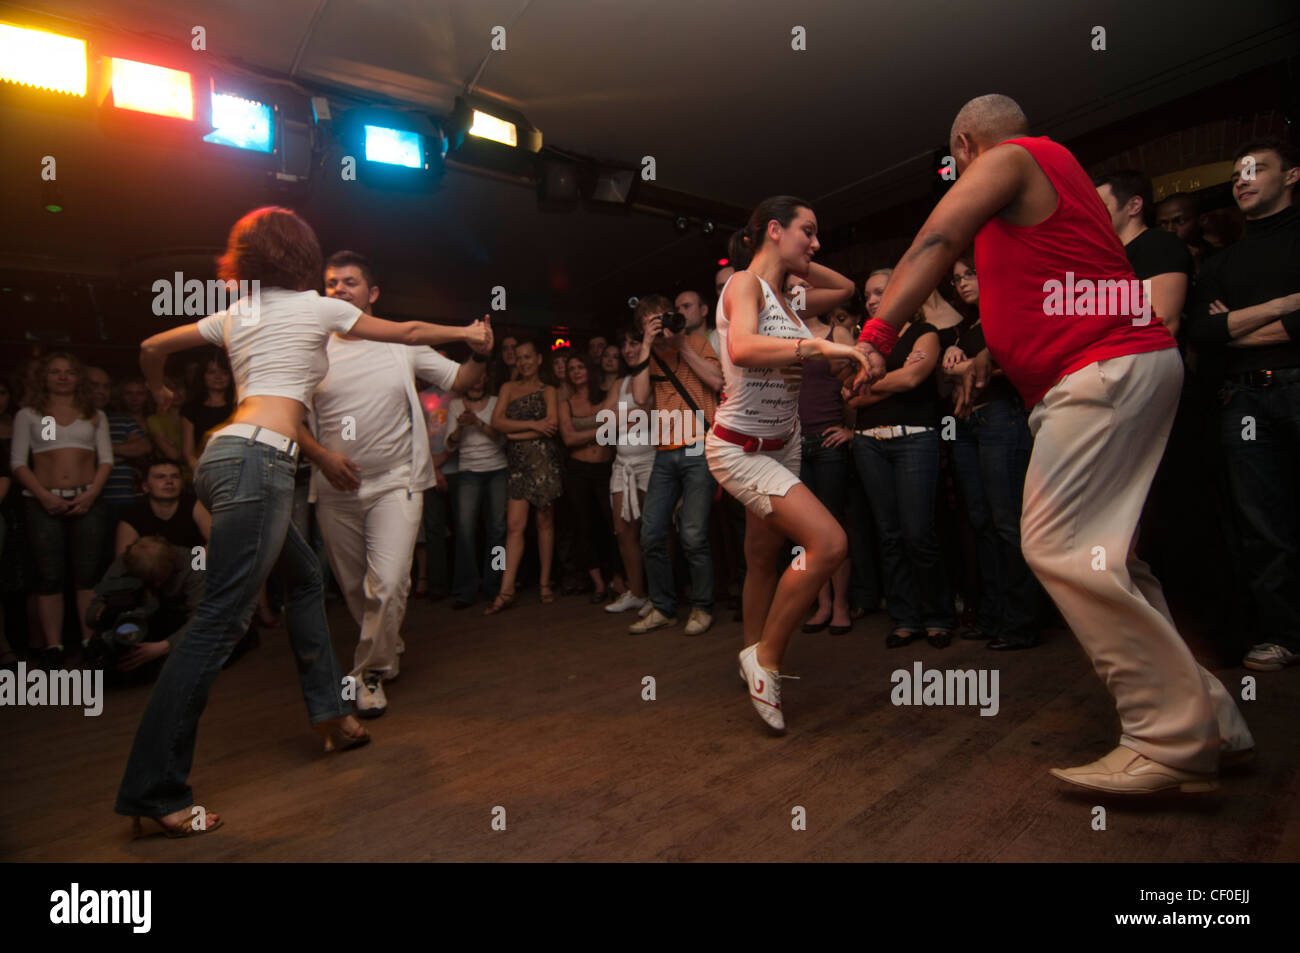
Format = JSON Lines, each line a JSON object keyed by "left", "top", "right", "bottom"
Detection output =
{"left": 110, "top": 58, "right": 193, "bottom": 119}
{"left": 717, "top": 258, "right": 730, "bottom": 267}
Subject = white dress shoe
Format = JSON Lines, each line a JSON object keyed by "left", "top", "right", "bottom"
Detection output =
{"left": 1050, "top": 745, "right": 1217, "bottom": 794}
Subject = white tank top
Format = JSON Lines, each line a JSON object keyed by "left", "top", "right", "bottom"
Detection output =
{"left": 614, "top": 375, "right": 655, "bottom": 464}
{"left": 714, "top": 274, "right": 813, "bottom": 438}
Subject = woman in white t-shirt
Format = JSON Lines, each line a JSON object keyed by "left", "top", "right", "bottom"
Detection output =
{"left": 445, "top": 375, "right": 508, "bottom": 608}
{"left": 603, "top": 326, "right": 655, "bottom": 615}
{"left": 706, "top": 196, "right": 872, "bottom": 734}
{"left": 115, "top": 206, "right": 491, "bottom": 839}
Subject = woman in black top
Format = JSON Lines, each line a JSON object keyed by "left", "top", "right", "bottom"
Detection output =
{"left": 942, "top": 254, "right": 1041, "bottom": 649}
{"left": 181, "top": 348, "right": 235, "bottom": 472}
{"left": 848, "top": 269, "right": 954, "bottom": 647}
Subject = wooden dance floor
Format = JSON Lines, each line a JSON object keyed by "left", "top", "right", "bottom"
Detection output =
{"left": 4, "top": 591, "right": 1298, "bottom": 862}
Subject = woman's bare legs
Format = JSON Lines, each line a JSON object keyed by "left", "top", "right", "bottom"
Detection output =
{"left": 751, "top": 484, "right": 848, "bottom": 670}
{"left": 536, "top": 504, "right": 555, "bottom": 592}
{"left": 611, "top": 490, "right": 646, "bottom": 599}
{"left": 741, "top": 510, "right": 784, "bottom": 650}
{"left": 499, "top": 498, "right": 531, "bottom": 595}
{"left": 807, "top": 560, "right": 853, "bottom": 627}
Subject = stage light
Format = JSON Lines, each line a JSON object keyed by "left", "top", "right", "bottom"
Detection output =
{"left": 470, "top": 110, "right": 517, "bottom": 147}
{"left": 717, "top": 258, "right": 729, "bottom": 267}
{"left": 109, "top": 58, "right": 193, "bottom": 119}
{"left": 364, "top": 124, "right": 425, "bottom": 168}
{"left": 674, "top": 216, "right": 688, "bottom": 233}
{"left": 204, "top": 91, "right": 273, "bottom": 152}
{"left": 702, "top": 220, "right": 715, "bottom": 236}
{"left": 0, "top": 23, "right": 87, "bottom": 95}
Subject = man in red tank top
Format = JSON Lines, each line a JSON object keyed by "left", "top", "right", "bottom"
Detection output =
{"left": 855, "top": 94, "right": 1253, "bottom": 794}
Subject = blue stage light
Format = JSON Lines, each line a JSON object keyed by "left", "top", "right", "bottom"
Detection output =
{"left": 364, "top": 124, "right": 424, "bottom": 168}
{"left": 204, "top": 91, "right": 274, "bottom": 152}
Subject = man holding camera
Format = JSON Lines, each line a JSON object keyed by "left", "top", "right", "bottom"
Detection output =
{"left": 86, "top": 535, "right": 204, "bottom": 682}
{"left": 628, "top": 295, "right": 723, "bottom": 635}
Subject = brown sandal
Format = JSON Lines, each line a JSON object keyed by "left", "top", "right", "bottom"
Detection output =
{"left": 132, "top": 809, "right": 223, "bottom": 838}
{"left": 314, "top": 717, "right": 371, "bottom": 753}
{"left": 483, "top": 590, "right": 516, "bottom": 615}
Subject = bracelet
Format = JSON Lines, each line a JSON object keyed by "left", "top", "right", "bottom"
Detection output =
{"left": 471, "top": 351, "right": 488, "bottom": 363}
{"left": 795, "top": 339, "right": 807, "bottom": 362}
{"left": 629, "top": 356, "right": 651, "bottom": 374}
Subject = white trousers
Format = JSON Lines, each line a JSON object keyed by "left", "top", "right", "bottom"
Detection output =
{"left": 1021, "top": 348, "right": 1252, "bottom": 772}
{"left": 316, "top": 484, "right": 424, "bottom": 679}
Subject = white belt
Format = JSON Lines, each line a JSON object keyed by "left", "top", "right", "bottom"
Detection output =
{"left": 209, "top": 423, "right": 299, "bottom": 458}
{"left": 855, "top": 425, "right": 934, "bottom": 440}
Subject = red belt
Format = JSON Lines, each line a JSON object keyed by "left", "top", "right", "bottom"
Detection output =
{"left": 712, "top": 423, "right": 788, "bottom": 453}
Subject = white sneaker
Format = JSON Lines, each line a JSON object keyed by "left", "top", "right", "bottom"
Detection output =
{"left": 1243, "top": 642, "right": 1298, "bottom": 671}
{"left": 684, "top": 609, "right": 713, "bottom": 636}
{"left": 637, "top": 601, "right": 655, "bottom": 619}
{"left": 356, "top": 672, "right": 387, "bottom": 718}
{"left": 629, "top": 608, "right": 674, "bottom": 634}
{"left": 738, "top": 644, "right": 785, "bottom": 732}
{"left": 606, "top": 591, "right": 647, "bottom": 614}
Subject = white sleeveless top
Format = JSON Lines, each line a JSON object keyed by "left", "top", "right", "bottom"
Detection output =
{"left": 714, "top": 274, "right": 813, "bottom": 438}
{"left": 614, "top": 375, "right": 655, "bottom": 465}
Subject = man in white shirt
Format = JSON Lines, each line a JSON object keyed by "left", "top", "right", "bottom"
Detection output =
{"left": 300, "top": 251, "right": 491, "bottom": 716}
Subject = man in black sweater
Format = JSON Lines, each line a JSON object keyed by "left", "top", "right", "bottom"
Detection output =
{"left": 1185, "top": 137, "right": 1300, "bottom": 672}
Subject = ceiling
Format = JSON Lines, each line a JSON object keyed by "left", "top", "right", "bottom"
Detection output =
{"left": 0, "top": 0, "right": 1296, "bottom": 341}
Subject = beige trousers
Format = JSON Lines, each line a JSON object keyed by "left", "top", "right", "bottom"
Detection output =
{"left": 316, "top": 484, "right": 424, "bottom": 680}
{"left": 1021, "top": 348, "right": 1252, "bottom": 772}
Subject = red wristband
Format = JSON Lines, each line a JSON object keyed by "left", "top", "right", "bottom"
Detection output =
{"left": 858, "top": 318, "right": 899, "bottom": 357}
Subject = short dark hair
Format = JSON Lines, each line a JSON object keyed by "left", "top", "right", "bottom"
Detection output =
{"left": 1233, "top": 137, "right": 1300, "bottom": 169}
{"left": 1093, "top": 169, "right": 1153, "bottom": 225}
{"left": 324, "top": 250, "right": 376, "bottom": 287}
{"left": 217, "top": 207, "right": 323, "bottom": 291}
{"left": 143, "top": 456, "right": 182, "bottom": 478}
{"left": 633, "top": 295, "right": 673, "bottom": 330}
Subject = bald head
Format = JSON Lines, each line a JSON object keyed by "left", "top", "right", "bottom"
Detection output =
{"left": 949, "top": 94, "right": 1029, "bottom": 175}
{"left": 951, "top": 94, "right": 1029, "bottom": 147}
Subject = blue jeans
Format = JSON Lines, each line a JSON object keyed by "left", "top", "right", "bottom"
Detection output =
{"left": 1219, "top": 376, "right": 1300, "bottom": 651}
{"left": 950, "top": 397, "right": 1041, "bottom": 642}
{"left": 853, "top": 430, "right": 953, "bottom": 630}
{"left": 641, "top": 446, "right": 715, "bottom": 615}
{"left": 453, "top": 468, "right": 507, "bottom": 602}
{"left": 800, "top": 430, "right": 850, "bottom": 521}
{"left": 115, "top": 435, "right": 350, "bottom": 817}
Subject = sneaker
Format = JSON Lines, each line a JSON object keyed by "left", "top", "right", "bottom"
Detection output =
{"left": 356, "top": 672, "right": 388, "bottom": 718}
{"left": 629, "top": 609, "right": 674, "bottom": 634}
{"left": 637, "top": 601, "right": 655, "bottom": 619}
{"left": 739, "top": 643, "right": 786, "bottom": 732}
{"left": 1243, "top": 643, "right": 1298, "bottom": 672}
{"left": 605, "top": 591, "right": 647, "bottom": 614}
{"left": 684, "top": 609, "right": 713, "bottom": 636}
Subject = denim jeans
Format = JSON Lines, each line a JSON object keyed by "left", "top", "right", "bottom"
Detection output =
{"left": 1219, "top": 377, "right": 1300, "bottom": 651}
{"left": 950, "top": 397, "right": 1042, "bottom": 642}
{"left": 853, "top": 430, "right": 953, "bottom": 630}
{"left": 453, "top": 467, "right": 507, "bottom": 603}
{"left": 421, "top": 485, "right": 452, "bottom": 598}
{"left": 25, "top": 495, "right": 111, "bottom": 594}
{"left": 640, "top": 445, "right": 715, "bottom": 615}
{"left": 115, "top": 434, "right": 350, "bottom": 817}
{"left": 800, "top": 430, "right": 851, "bottom": 521}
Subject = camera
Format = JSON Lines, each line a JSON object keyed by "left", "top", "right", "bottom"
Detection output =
{"left": 659, "top": 311, "right": 686, "bottom": 334}
{"left": 84, "top": 576, "right": 159, "bottom": 667}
